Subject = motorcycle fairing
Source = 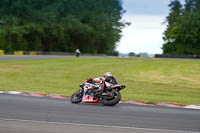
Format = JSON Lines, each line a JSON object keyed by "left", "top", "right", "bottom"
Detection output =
{"left": 82, "top": 94, "right": 99, "bottom": 103}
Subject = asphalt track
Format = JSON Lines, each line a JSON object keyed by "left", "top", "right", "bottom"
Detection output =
{"left": 0, "top": 55, "right": 118, "bottom": 60}
{"left": 0, "top": 94, "right": 200, "bottom": 133}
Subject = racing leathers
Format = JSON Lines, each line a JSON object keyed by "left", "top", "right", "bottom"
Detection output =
{"left": 87, "top": 76, "right": 118, "bottom": 92}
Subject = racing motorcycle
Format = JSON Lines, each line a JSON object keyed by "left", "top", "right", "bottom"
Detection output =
{"left": 70, "top": 78, "right": 125, "bottom": 106}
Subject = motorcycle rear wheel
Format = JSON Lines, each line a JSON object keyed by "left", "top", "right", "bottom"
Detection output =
{"left": 71, "top": 90, "right": 83, "bottom": 104}
{"left": 103, "top": 91, "right": 121, "bottom": 106}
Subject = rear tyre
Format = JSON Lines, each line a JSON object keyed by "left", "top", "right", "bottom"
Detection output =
{"left": 71, "top": 90, "right": 83, "bottom": 104}
{"left": 103, "top": 91, "right": 121, "bottom": 106}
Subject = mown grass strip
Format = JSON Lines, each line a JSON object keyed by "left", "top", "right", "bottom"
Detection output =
{"left": 0, "top": 57, "right": 200, "bottom": 105}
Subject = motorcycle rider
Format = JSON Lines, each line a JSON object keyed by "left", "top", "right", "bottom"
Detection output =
{"left": 75, "top": 49, "right": 80, "bottom": 57}
{"left": 86, "top": 72, "right": 118, "bottom": 93}
{"left": 71, "top": 72, "right": 125, "bottom": 105}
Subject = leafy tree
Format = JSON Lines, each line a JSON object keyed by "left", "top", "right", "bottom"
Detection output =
{"left": 162, "top": 0, "right": 200, "bottom": 55}
{"left": 0, "top": 0, "right": 126, "bottom": 54}
{"left": 128, "top": 52, "right": 136, "bottom": 57}
{"left": 162, "top": 0, "right": 182, "bottom": 54}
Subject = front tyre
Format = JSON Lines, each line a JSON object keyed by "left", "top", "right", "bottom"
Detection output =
{"left": 71, "top": 90, "right": 83, "bottom": 104}
{"left": 103, "top": 91, "right": 121, "bottom": 106}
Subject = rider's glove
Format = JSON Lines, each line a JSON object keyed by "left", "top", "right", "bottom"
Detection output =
{"left": 80, "top": 84, "right": 84, "bottom": 88}
{"left": 87, "top": 78, "right": 93, "bottom": 83}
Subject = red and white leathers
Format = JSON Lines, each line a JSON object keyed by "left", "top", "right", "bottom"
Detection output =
{"left": 92, "top": 77, "right": 112, "bottom": 90}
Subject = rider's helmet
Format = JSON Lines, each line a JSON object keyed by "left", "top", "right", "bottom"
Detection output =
{"left": 104, "top": 72, "right": 112, "bottom": 77}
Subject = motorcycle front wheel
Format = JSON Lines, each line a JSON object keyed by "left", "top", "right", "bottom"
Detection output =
{"left": 103, "top": 91, "right": 121, "bottom": 106}
{"left": 71, "top": 90, "right": 83, "bottom": 104}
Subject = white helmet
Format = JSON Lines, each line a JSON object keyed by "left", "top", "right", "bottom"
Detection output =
{"left": 104, "top": 72, "right": 112, "bottom": 77}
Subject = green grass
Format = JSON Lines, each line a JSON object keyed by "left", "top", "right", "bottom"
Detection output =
{"left": 0, "top": 57, "right": 200, "bottom": 105}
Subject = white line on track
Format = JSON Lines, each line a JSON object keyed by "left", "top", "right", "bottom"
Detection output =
{"left": 0, "top": 118, "right": 199, "bottom": 133}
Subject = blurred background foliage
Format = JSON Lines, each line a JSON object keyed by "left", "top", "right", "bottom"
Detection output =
{"left": 0, "top": 0, "right": 127, "bottom": 55}
{"left": 163, "top": 0, "right": 200, "bottom": 55}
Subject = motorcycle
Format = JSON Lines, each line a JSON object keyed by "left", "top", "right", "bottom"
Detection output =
{"left": 70, "top": 78, "right": 125, "bottom": 106}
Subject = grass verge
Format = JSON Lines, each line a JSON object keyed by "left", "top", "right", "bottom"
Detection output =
{"left": 0, "top": 57, "right": 200, "bottom": 105}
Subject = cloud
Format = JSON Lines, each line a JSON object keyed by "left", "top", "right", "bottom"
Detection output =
{"left": 117, "top": 0, "right": 186, "bottom": 54}
{"left": 123, "top": 15, "right": 166, "bottom": 29}
{"left": 117, "top": 15, "right": 166, "bottom": 54}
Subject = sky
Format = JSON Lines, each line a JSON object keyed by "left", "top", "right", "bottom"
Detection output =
{"left": 117, "top": 0, "right": 184, "bottom": 54}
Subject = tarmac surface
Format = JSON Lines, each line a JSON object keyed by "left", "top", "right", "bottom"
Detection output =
{"left": 0, "top": 55, "right": 118, "bottom": 60}
{"left": 0, "top": 94, "right": 200, "bottom": 133}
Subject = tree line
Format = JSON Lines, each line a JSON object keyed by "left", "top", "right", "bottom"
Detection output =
{"left": 163, "top": 0, "right": 200, "bottom": 55}
{"left": 0, "top": 0, "right": 126, "bottom": 55}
